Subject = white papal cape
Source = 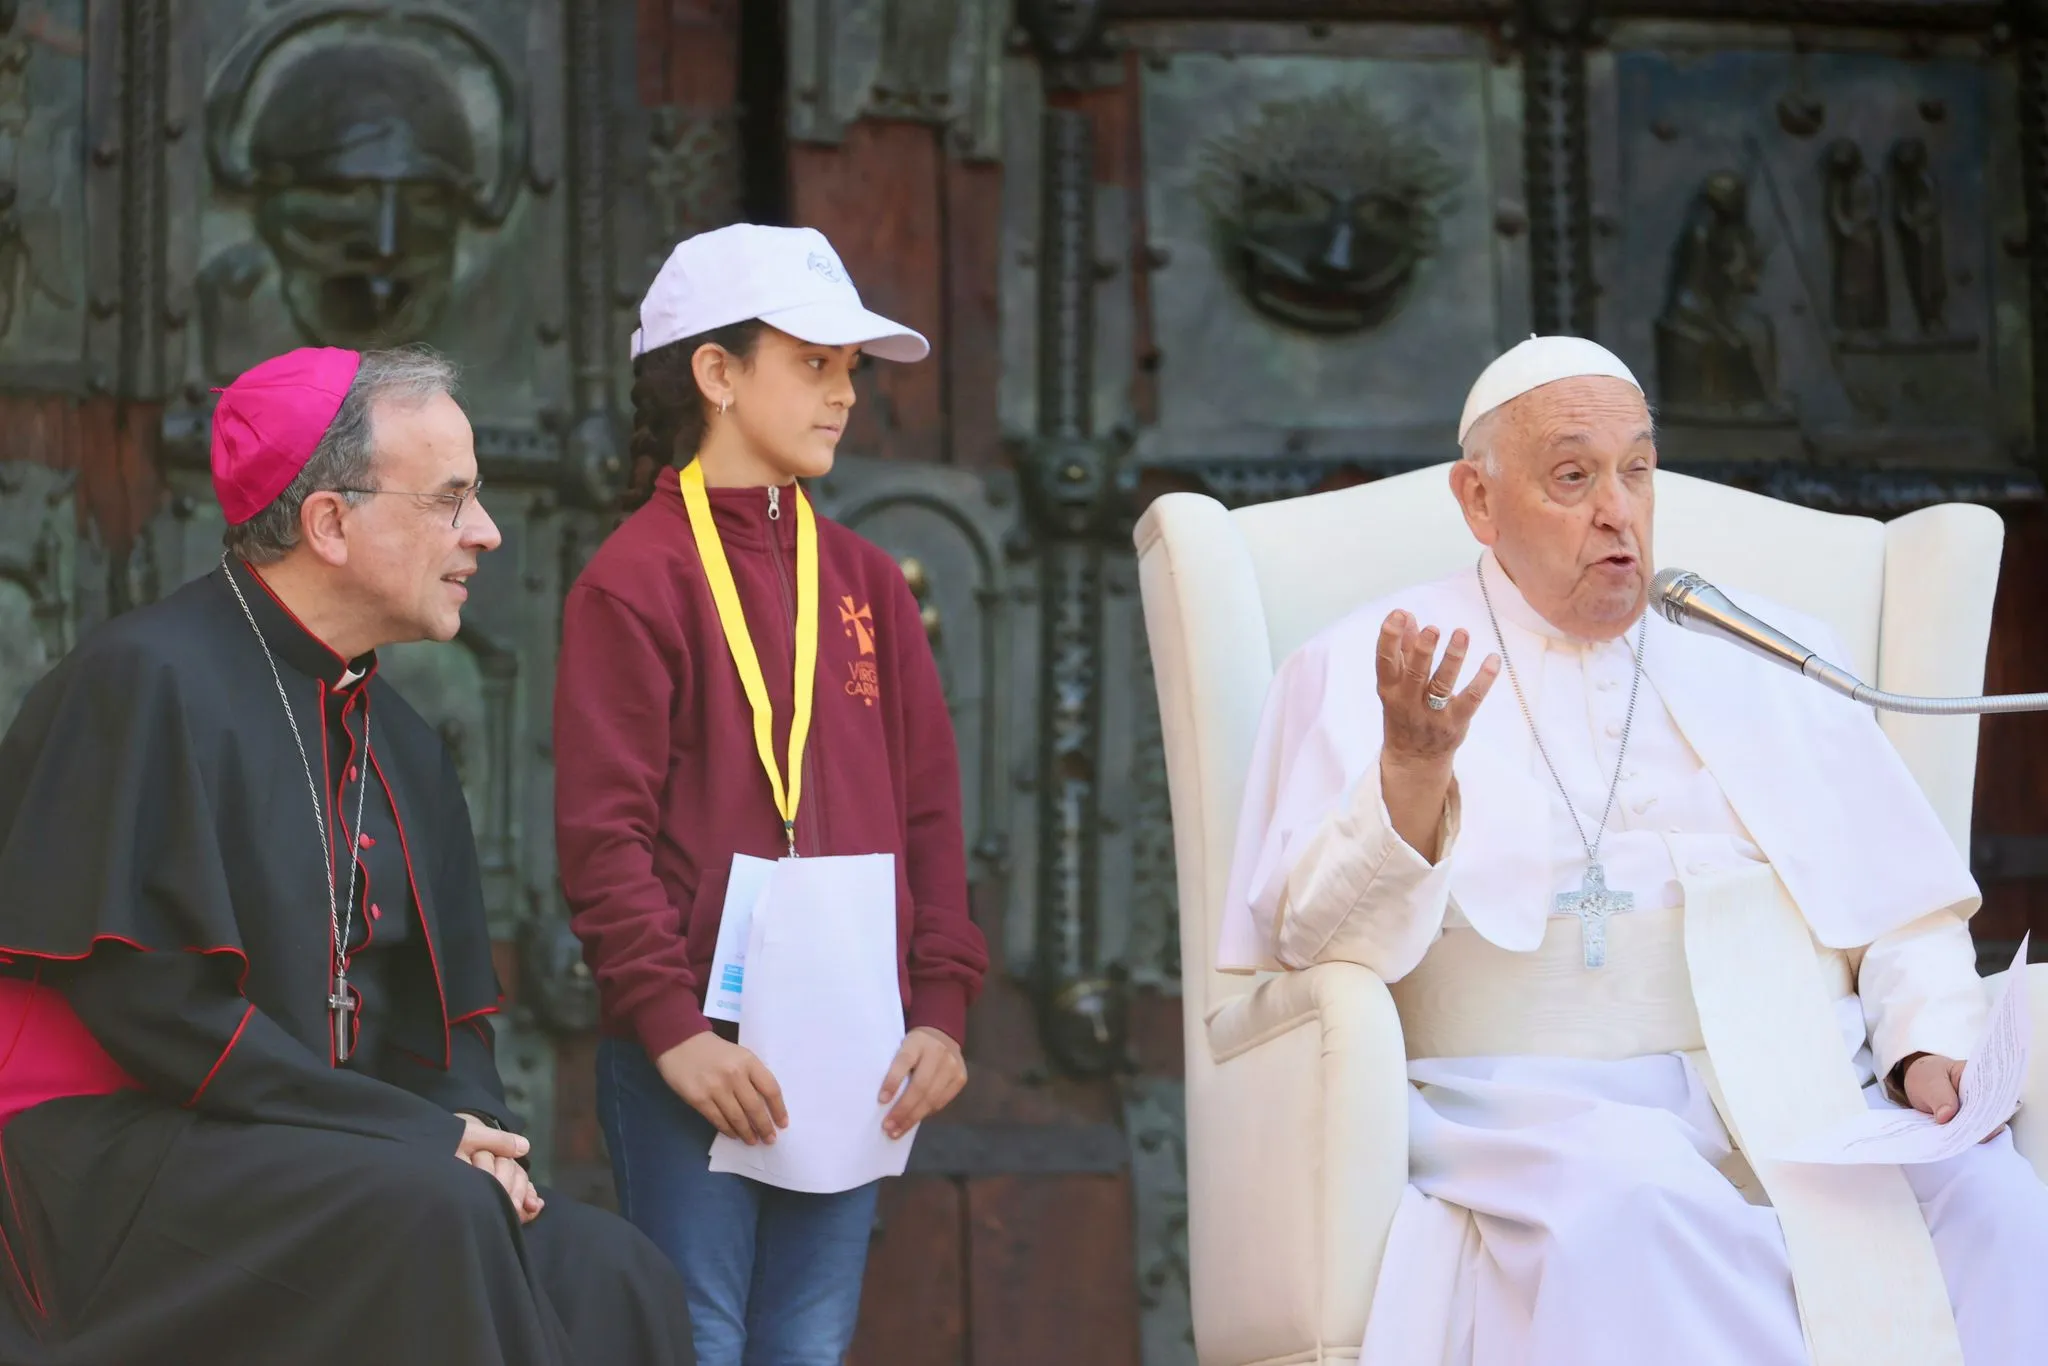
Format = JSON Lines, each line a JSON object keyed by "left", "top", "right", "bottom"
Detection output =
{"left": 1220, "top": 553, "right": 1977, "bottom": 972}
{"left": 1217, "top": 553, "right": 2048, "bottom": 1366}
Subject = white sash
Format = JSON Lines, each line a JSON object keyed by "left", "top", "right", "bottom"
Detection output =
{"left": 1388, "top": 864, "right": 1962, "bottom": 1365}
{"left": 1680, "top": 863, "right": 1961, "bottom": 1366}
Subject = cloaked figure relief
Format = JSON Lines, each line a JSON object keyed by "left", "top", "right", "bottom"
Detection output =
{"left": 1822, "top": 139, "right": 1886, "bottom": 335}
{"left": 0, "top": 177, "right": 68, "bottom": 337}
{"left": 1888, "top": 136, "right": 1948, "bottom": 335}
{"left": 1655, "top": 171, "right": 1780, "bottom": 414}
{"left": 1199, "top": 89, "right": 1461, "bottom": 335}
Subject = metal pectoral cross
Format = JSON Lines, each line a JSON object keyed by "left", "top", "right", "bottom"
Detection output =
{"left": 328, "top": 972, "right": 357, "bottom": 1063}
{"left": 1557, "top": 862, "right": 1632, "bottom": 969}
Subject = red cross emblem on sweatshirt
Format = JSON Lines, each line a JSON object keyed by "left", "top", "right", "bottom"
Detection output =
{"left": 839, "top": 596, "right": 875, "bottom": 656}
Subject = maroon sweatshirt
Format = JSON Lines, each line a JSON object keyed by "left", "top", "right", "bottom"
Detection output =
{"left": 554, "top": 469, "right": 989, "bottom": 1060}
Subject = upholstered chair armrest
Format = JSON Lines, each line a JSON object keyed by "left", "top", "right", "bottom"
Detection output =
{"left": 1191, "top": 962, "right": 1410, "bottom": 1363}
{"left": 1988, "top": 963, "right": 2048, "bottom": 1181}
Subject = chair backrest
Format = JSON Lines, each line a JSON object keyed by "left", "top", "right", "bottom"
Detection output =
{"left": 1135, "top": 462, "right": 2005, "bottom": 1024}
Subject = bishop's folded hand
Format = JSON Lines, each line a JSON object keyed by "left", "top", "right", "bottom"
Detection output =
{"left": 453, "top": 1114, "right": 544, "bottom": 1224}
{"left": 466, "top": 1149, "right": 546, "bottom": 1224}
{"left": 456, "top": 1113, "right": 529, "bottom": 1164}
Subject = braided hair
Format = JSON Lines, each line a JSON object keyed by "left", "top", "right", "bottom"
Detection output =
{"left": 622, "top": 320, "right": 766, "bottom": 513}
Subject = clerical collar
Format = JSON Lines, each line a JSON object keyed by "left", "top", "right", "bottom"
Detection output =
{"left": 1477, "top": 548, "right": 1643, "bottom": 654}
{"left": 219, "top": 557, "right": 377, "bottom": 688}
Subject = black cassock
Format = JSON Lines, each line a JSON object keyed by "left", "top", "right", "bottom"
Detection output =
{"left": 0, "top": 560, "right": 694, "bottom": 1366}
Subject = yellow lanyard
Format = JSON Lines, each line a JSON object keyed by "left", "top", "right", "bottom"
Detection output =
{"left": 678, "top": 462, "right": 818, "bottom": 855}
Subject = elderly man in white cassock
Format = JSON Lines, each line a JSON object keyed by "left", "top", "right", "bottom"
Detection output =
{"left": 1219, "top": 335, "right": 2048, "bottom": 1366}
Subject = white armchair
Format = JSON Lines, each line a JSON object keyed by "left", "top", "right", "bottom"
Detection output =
{"left": 1134, "top": 462, "right": 2048, "bottom": 1365}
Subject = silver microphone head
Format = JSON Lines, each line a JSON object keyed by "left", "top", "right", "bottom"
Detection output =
{"left": 1650, "top": 567, "right": 1709, "bottom": 626}
{"left": 1645, "top": 567, "right": 1819, "bottom": 675}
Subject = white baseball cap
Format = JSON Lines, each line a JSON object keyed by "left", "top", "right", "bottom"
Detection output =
{"left": 1458, "top": 334, "right": 1641, "bottom": 443}
{"left": 630, "top": 224, "right": 930, "bottom": 363}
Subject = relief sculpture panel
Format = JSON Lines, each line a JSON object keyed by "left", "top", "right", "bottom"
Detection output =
{"left": 1134, "top": 32, "right": 1528, "bottom": 469}
{"left": 0, "top": 461, "right": 74, "bottom": 731}
{"left": 1198, "top": 87, "right": 1461, "bottom": 337}
{"left": 1593, "top": 32, "right": 2030, "bottom": 468}
{"left": 0, "top": 0, "right": 82, "bottom": 378}
{"left": 189, "top": 1, "right": 556, "bottom": 428}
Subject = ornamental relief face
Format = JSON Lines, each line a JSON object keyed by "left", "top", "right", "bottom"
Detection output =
{"left": 1198, "top": 88, "right": 1461, "bottom": 337}
{"left": 198, "top": 5, "right": 528, "bottom": 381}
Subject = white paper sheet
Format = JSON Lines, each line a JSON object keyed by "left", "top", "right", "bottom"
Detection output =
{"left": 707, "top": 853, "right": 914, "bottom": 1193}
{"left": 703, "top": 854, "right": 776, "bottom": 1023}
{"left": 1774, "top": 934, "right": 2031, "bottom": 1166}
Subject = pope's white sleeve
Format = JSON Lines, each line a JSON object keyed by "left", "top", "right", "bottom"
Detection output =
{"left": 1857, "top": 909, "right": 1989, "bottom": 1079}
{"left": 1269, "top": 773, "right": 1460, "bottom": 981}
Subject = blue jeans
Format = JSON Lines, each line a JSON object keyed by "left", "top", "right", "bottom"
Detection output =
{"left": 597, "top": 1036, "right": 880, "bottom": 1366}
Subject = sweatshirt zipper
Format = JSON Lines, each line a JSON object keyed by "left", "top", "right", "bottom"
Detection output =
{"left": 765, "top": 486, "right": 825, "bottom": 856}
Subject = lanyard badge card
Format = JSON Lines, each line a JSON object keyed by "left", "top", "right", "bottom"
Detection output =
{"left": 680, "top": 465, "right": 908, "bottom": 1191}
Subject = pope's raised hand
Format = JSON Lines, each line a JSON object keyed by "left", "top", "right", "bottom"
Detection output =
{"left": 1376, "top": 611, "right": 1500, "bottom": 763}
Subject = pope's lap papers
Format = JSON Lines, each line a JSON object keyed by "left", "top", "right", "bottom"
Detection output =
{"left": 708, "top": 853, "right": 913, "bottom": 1194}
{"left": 1773, "top": 935, "right": 2031, "bottom": 1166}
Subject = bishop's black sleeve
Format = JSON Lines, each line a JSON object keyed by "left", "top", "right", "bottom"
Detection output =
{"left": 378, "top": 1016, "right": 519, "bottom": 1133}
{"left": 62, "top": 944, "right": 465, "bottom": 1149}
{"left": 371, "top": 745, "right": 519, "bottom": 1130}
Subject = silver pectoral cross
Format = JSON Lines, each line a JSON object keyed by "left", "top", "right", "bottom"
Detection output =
{"left": 328, "top": 972, "right": 357, "bottom": 1063}
{"left": 1556, "top": 862, "right": 1632, "bottom": 969}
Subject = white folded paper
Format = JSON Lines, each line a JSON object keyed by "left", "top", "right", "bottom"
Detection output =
{"left": 707, "top": 853, "right": 914, "bottom": 1193}
{"left": 1774, "top": 934, "right": 2030, "bottom": 1166}
{"left": 703, "top": 854, "right": 775, "bottom": 1023}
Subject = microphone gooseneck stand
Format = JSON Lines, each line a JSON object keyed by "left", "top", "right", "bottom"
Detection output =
{"left": 1651, "top": 568, "right": 2048, "bottom": 717}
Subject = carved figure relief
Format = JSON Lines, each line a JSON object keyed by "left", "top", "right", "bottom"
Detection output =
{"left": 202, "top": 8, "right": 526, "bottom": 369}
{"left": 1198, "top": 90, "right": 1460, "bottom": 335}
{"left": 0, "top": 2, "right": 28, "bottom": 136}
{"left": 1655, "top": 171, "right": 1781, "bottom": 415}
{"left": 0, "top": 2, "right": 79, "bottom": 137}
{"left": 1888, "top": 137, "right": 1948, "bottom": 336}
{"left": 1823, "top": 139, "right": 1887, "bottom": 335}
{"left": 0, "top": 177, "right": 65, "bottom": 336}
{"left": 0, "top": 2, "right": 76, "bottom": 347}
{"left": 786, "top": 0, "right": 1006, "bottom": 154}
{"left": 646, "top": 108, "right": 740, "bottom": 264}
{"left": 1610, "top": 48, "right": 2015, "bottom": 483}
{"left": 872, "top": 0, "right": 957, "bottom": 120}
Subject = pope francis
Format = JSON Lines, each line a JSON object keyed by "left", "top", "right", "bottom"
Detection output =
{"left": 1218, "top": 336, "right": 2048, "bottom": 1365}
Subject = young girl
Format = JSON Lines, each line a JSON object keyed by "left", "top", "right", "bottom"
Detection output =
{"left": 554, "top": 224, "right": 989, "bottom": 1364}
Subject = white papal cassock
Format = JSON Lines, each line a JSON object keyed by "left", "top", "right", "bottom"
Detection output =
{"left": 1218, "top": 550, "right": 2048, "bottom": 1366}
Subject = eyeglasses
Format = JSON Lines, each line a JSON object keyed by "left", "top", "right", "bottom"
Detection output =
{"left": 333, "top": 479, "right": 485, "bottom": 529}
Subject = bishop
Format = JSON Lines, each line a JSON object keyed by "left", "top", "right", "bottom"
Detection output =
{"left": 0, "top": 347, "right": 696, "bottom": 1364}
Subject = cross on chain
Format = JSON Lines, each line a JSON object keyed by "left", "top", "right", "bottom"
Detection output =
{"left": 1556, "top": 863, "right": 1632, "bottom": 969}
{"left": 328, "top": 974, "right": 357, "bottom": 1061}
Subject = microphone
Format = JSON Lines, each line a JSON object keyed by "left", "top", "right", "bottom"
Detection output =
{"left": 1649, "top": 568, "right": 1864, "bottom": 700}
{"left": 1649, "top": 567, "right": 2048, "bottom": 715}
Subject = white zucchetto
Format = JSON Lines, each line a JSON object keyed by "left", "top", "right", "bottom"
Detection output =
{"left": 1458, "top": 334, "right": 1643, "bottom": 444}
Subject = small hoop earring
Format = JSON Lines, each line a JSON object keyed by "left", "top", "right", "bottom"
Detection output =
{"left": 718, "top": 398, "right": 731, "bottom": 416}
